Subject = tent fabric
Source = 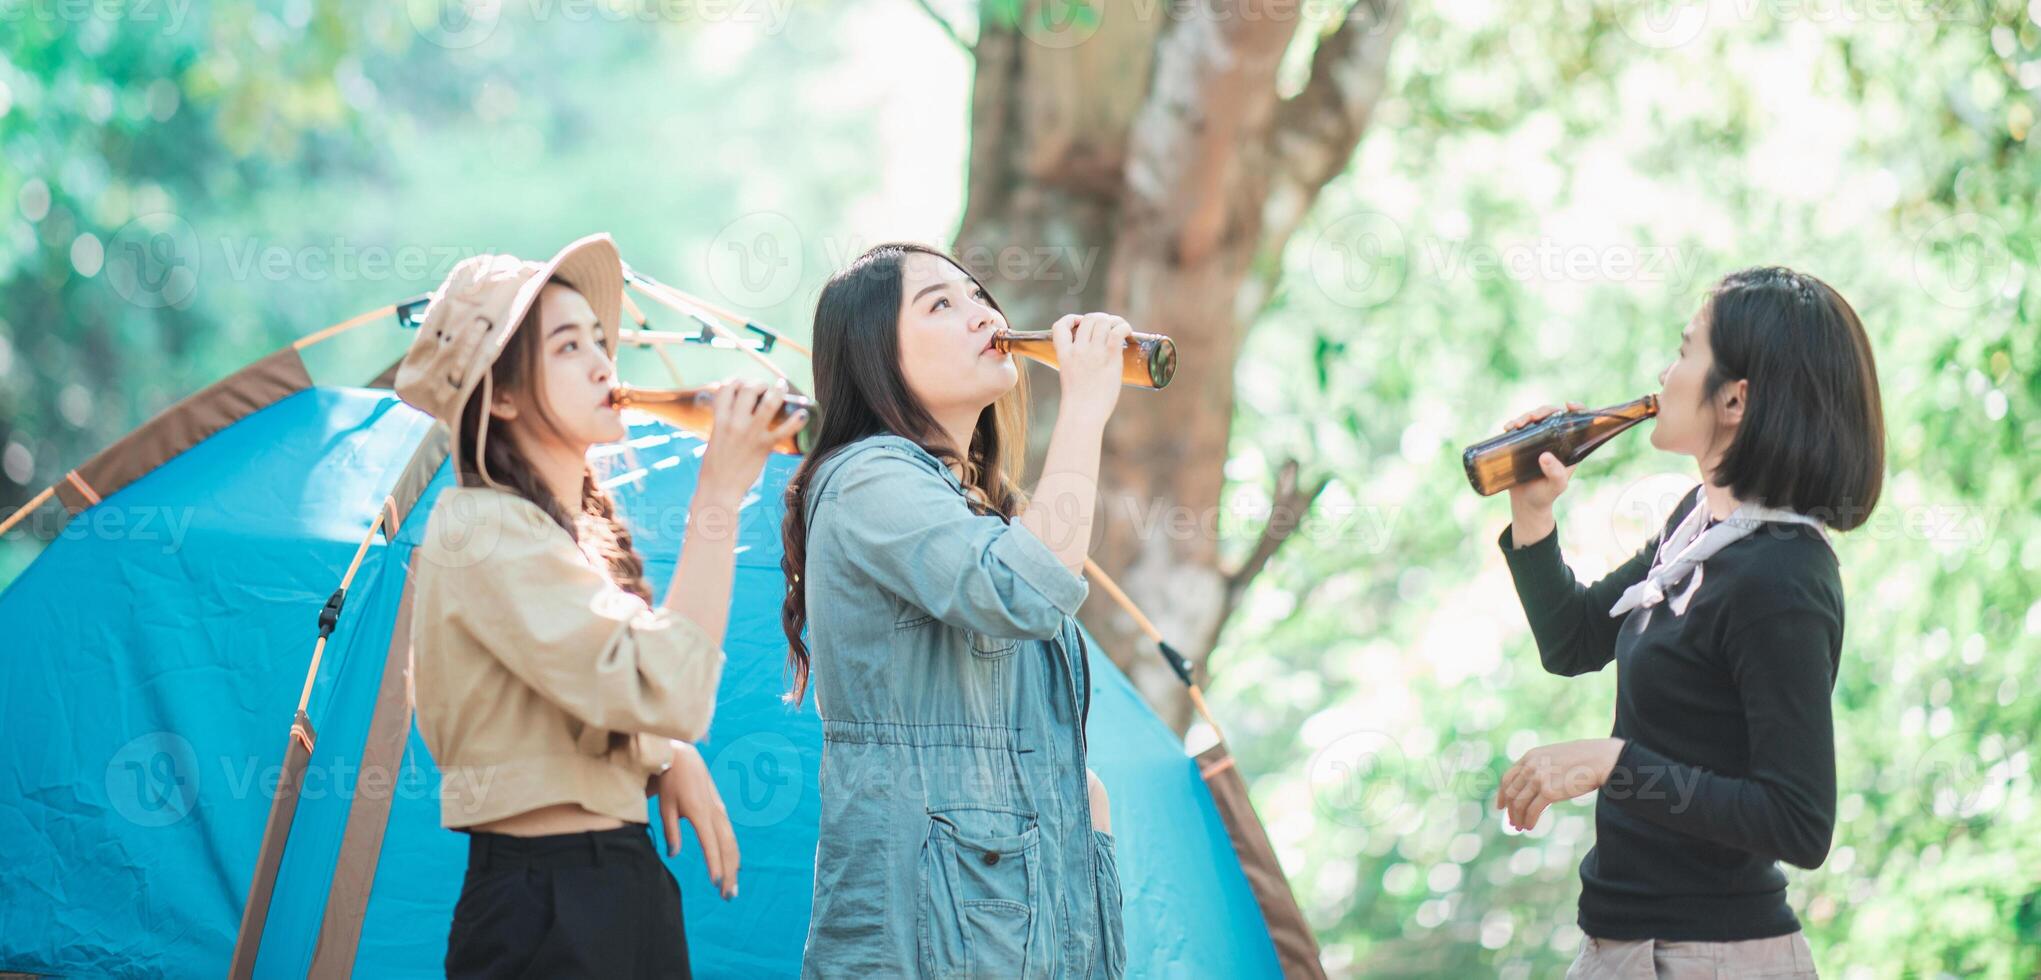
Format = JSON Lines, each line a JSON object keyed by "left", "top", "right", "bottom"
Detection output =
{"left": 51, "top": 346, "right": 315, "bottom": 518}
{"left": 1200, "top": 743, "right": 1327, "bottom": 979}
{"left": 0, "top": 384, "right": 1289, "bottom": 978}
{"left": 306, "top": 548, "right": 424, "bottom": 977}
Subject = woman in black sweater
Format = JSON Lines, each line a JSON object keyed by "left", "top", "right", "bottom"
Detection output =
{"left": 1493, "top": 267, "right": 1884, "bottom": 978}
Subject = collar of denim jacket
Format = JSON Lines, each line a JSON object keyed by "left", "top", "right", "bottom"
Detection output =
{"left": 805, "top": 433, "right": 966, "bottom": 521}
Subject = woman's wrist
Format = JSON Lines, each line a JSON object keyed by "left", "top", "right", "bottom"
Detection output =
{"left": 1050, "top": 403, "right": 1109, "bottom": 445}
{"left": 692, "top": 463, "right": 748, "bottom": 505}
{"left": 687, "top": 481, "right": 747, "bottom": 540}
{"left": 1509, "top": 506, "right": 1556, "bottom": 549}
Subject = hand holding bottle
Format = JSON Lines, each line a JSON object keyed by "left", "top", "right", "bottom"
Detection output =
{"left": 696, "top": 379, "right": 809, "bottom": 504}
{"left": 1019, "top": 313, "right": 1134, "bottom": 573}
{"left": 1501, "top": 401, "right": 1583, "bottom": 546}
{"left": 1049, "top": 312, "right": 1136, "bottom": 425}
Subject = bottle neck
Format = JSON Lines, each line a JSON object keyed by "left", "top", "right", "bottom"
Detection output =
{"left": 614, "top": 383, "right": 714, "bottom": 403}
{"left": 1599, "top": 393, "right": 1658, "bottom": 421}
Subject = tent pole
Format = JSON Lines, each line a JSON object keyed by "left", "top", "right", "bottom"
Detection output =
{"left": 1082, "top": 558, "right": 1227, "bottom": 742}
{"left": 624, "top": 269, "right": 812, "bottom": 358}
{"left": 625, "top": 277, "right": 801, "bottom": 388}
{"left": 230, "top": 505, "right": 389, "bottom": 977}
{"left": 291, "top": 304, "right": 398, "bottom": 351}
{"left": 1080, "top": 557, "right": 1325, "bottom": 978}
{"left": 298, "top": 508, "right": 388, "bottom": 713}
{"left": 619, "top": 291, "right": 690, "bottom": 388}
{"left": 0, "top": 484, "right": 55, "bottom": 537}
{"left": 307, "top": 547, "right": 424, "bottom": 977}
{"left": 228, "top": 710, "right": 318, "bottom": 979}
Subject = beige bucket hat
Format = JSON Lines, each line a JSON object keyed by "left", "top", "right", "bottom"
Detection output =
{"left": 394, "top": 233, "right": 624, "bottom": 487}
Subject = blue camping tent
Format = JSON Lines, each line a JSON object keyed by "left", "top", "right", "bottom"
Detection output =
{"left": 0, "top": 334, "right": 1292, "bottom": 977}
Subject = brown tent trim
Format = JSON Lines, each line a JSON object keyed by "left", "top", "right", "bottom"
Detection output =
{"left": 1198, "top": 741, "right": 1326, "bottom": 979}
{"left": 307, "top": 549, "right": 422, "bottom": 978}
{"left": 53, "top": 346, "right": 313, "bottom": 518}
{"left": 228, "top": 710, "right": 318, "bottom": 980}
{"left": 385, "top": 425, "right": 450, "bottom": 534}
{"left": 365, "top": 354, "right": 403, "bottom": 392}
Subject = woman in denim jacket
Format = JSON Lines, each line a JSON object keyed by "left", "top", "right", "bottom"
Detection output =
{"left": 781, "top": 242, "right": 1131, "bottom": 978}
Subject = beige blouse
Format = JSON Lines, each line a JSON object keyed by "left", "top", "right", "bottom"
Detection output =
{"left": 410, "top": 485, "right": 725, "bottom": 829}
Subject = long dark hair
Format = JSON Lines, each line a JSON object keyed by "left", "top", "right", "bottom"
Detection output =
{"left": 780, "top": 242, "right": 1030, "bottom": 705}
{"left": 455, "top": 283, "right": 655, "bottom": 603}
{"left": 1702, "top": 266, "right": 1884, "bottom": 531}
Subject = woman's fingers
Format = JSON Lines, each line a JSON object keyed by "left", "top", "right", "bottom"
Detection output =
{"left": 1507, "top": 778, "right": 1542, "bottom": 830}
{"left": 1495, "top": 762, "right": 1518, "bottom": 809}
{"left": 709, "top": 380, "right": 740, "bottom": 429}
{"left": 660, "top": 794, "right": 683, "bottom": 858}
{"left": 1105, "top": 318, "right": 1133, "bottom": 349}
{"left": 768, "top": 406, "right": 810, "bottom": 442}
{"left": 1539, "top": 452, "right": 1567, "bottom": 481}
{"left": 1051, "top": 313, "right": 1082, "bottom": 346}
{"left": 717, "top": 381, "right": 773, "bottom": 441}
{"left": 740, "top": 380, "right": 769, "bottom": 416}
{"left": 691, "top": 802, "right": 726, "bottom": 893}
{"left": 715, "top": 805, "right": 741, "bottom": 899}
{"left": 1504, "top": 404, "right": 1560, "bottom": 431}
{"left": 754, "top": 385, "right": 786, "bottom": 426}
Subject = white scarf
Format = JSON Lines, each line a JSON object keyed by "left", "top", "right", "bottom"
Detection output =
{"left": 1608, "top": 486, "right": 1827, "bottom": 627}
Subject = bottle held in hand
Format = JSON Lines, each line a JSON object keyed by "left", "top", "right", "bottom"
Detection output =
{"left": 612, "top": 382, "right": 813, "bottom": 455}
{"left": 1463, "top": 395, "right": 1658, "bottom": 496}
{"left": 992, "top": 329, "right": 1178, "bottom": 389}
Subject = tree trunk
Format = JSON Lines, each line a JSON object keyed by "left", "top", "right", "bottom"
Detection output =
{"left": 951, "top": 0, "right": 1404, "bottom": 734}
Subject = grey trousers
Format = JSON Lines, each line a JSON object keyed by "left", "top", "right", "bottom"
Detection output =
{"left": 1564, "top": 932, "right": 1818, "bottom": 979}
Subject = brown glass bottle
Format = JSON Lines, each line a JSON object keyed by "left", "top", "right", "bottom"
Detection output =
{"left": 990, "top": 329, "right": 1179, "bottom": 389}
{"left": 1462, "top": 395, "right": 1659, "bottom": 496}
{"left": 610, "top": 383, "right": 813, "bottom": 455}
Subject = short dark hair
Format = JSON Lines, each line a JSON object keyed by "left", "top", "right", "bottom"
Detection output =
{"left": 1703, "top": 266, "right": 1885, "bottom": 531}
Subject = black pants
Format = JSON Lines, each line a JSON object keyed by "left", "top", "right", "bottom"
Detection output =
{"left": 445, "top": 823, "right": 691, "bottom": 979}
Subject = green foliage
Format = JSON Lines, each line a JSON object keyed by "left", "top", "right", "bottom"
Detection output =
{"left": 0, "top": 2, "right": 403, "bottom": 580}
{"left": 1229, "top": 1, "right": 2041, "bottom": 975}
{"left": 0, "top": 0, "right": 879, "bottom": 582}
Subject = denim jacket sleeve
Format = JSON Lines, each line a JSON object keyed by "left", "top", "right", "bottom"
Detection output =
{"left": 815, "top": 445, "right": 1088, "bottom": 640}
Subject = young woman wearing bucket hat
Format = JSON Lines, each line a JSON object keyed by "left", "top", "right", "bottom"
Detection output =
{"left": 396, "top": 233, "right": 808, "bottom": 978}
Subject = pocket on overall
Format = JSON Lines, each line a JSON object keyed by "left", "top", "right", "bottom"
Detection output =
{"left": 918, "top": 806, "right": 1041, "bottom": 978}
{"left": 1093, "top": 829, "right": 1127, "bottom": 977}
{"left": 967, "top": 630, "right": 1018, "bottom": 659}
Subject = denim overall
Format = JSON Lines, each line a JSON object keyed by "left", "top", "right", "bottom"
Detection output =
{"left": 798, "top": 434, "right": 1127, "bottom": 979}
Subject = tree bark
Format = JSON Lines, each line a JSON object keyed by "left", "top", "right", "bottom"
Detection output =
{"left": 953, "top": 0, "right": 1405, "bottom": 734}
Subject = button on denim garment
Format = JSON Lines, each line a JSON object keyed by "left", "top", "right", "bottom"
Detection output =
{"left": 799, "top": 434, "right": 1127, "bottom": 979}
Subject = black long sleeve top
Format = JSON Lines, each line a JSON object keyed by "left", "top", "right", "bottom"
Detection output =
{"left": 1500, "top": 487, "right": 1844, "bottom": 941}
